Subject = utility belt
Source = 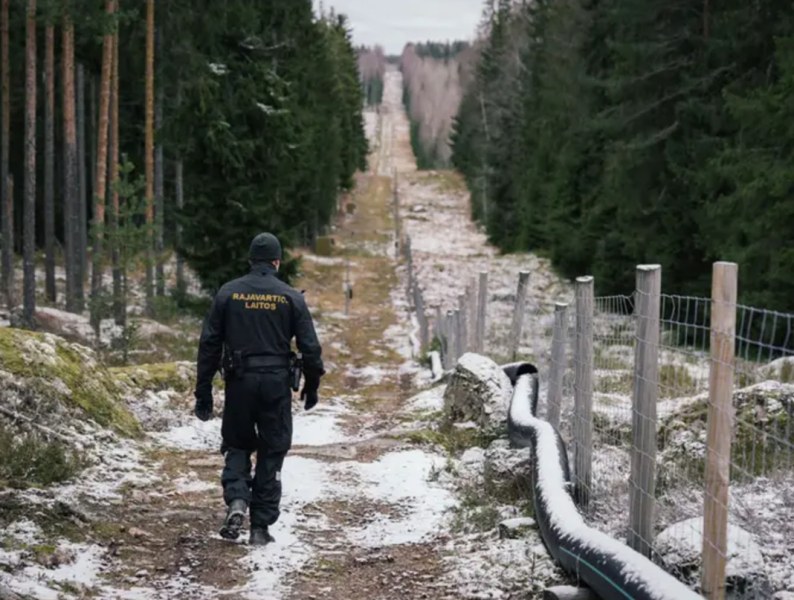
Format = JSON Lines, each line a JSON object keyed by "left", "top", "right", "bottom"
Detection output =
{"left": 223, "top": 349, "right": 302, "bottom": 391}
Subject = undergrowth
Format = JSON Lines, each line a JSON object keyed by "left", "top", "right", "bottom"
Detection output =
{"left": 0, "top": 423, "right": 84, "bottom": 488}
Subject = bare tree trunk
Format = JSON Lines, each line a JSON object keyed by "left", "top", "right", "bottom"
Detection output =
{"left": 0, "top": 0, "right": 12, "bottom": 308}
{"left": 75, "top": 62, "right": 86, "bottom": 309}
{"left": 44, "top": 24, "right": 55, "bottom": 302}
{"left": 175, "top": 160, "right": 185, "bottom": 298}
{"left": 87, "top": 73, "right": 99, "bottom": 296}
{"left": 22, "top": 0, "right": 37, "bottom": 326}
{"left": 86, "top": 71, "right": 95, "bottom": 295}
{"left": 62, "top": 10, "right": 79, "bottom": 313}
{"left": 144, "top": 0, "right": 155, "bottom": 311}
{"left": 110, "top": 21, "right": 123, "bottom": 326}
{"left": 90, "top": 0, "right": 115, "bottom": 330}
{"left": 154, "top": 23, "right": 165, "bottom": 297}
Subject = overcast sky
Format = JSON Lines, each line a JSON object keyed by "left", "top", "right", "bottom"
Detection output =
{"left": 315, "top": 0, "right": 485, "bottom": 55}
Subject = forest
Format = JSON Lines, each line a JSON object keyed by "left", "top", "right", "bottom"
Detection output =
{"left": 0, "top": 0, "right": 367, "bottom": 328}
{"left": 452, "top": 0, "right": 794, "bottom": 313}
{"left": 401, "top": 41, "right": 474, "bottom": 169}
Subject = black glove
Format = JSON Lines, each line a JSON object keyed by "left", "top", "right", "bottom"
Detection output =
{"left": 300, "top": 374, "right": 321, "bottom": 411}
{"left": 194, "top": 390, "right": 213, "bottom": 421}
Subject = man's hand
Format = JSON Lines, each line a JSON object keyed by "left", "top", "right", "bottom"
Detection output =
{"left": 194, "top": 390, "right": 213, "bottom": 421}
{"left": 300, "top": 374, "right": 321, "bottom": 411}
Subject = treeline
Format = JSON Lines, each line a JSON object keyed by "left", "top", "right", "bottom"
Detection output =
{"left": 452, "top": 0, "right": 794, "bottom": 313}
{"left": 0, "top": 0, "right": 367, "bottom": 328}
{"left": 401, "top": 41, "right": 474, "bottom": 168}
{"left": 358, "top": 45, "right": 386, "bottom": 106}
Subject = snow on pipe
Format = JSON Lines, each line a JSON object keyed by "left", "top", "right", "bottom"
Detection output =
{"left": 503, "top": 363, "right": 703, "bottom": 600}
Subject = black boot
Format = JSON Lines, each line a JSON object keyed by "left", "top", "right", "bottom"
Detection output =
{"left": 249, "top": 527, "right": 275, "bottom": 546}
{"left": 219, "top": 499, "right": 247, "bottom": 540}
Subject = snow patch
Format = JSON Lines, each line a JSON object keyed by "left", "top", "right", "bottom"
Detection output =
{"left": 293, "top": 403, "right": 353, "bottom": 446}
{"left": 345, "top": 449, "right": 455, "bottom": 547}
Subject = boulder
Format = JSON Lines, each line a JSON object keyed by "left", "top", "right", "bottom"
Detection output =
{"left": 659, "top": 381, "right": 794, "bottom": 483}
{"left": 758, "top": 356, "right": 794, "bottom": 384}
{"left": 443, "top": 353, "right": 512, "bottom": 428}
{"left": 655, "top": 517, "right": 771, "bottom": 598}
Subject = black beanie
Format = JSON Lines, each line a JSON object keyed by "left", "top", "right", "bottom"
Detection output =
{"left": 249, "top": 232, "right": 282, "bottom": 262}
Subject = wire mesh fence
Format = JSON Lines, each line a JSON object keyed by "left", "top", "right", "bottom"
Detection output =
{"left": 410, "top": 250, "right": 793, "bottom": 597}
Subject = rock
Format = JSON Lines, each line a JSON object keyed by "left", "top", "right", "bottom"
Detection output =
{"left": 34, "top": 307, "right": 123, "bottom": 347}
{"left": 129, "top": 527, "right": 152, "bottom": 539}
{"left": 655, "top": 517, "right": 771, "bottom": 598}
{"left": 758, "top": 356, "right": 794, "bottom": 383}
{"left": 484, "top": 438, "right": 530, "bottom": 479}
{"left": 443, "top": 353, "right": 512, "bottom": 428}
{"left": 0, "top": 584, "right": 24, "bottom": 600}
{"left": 498, "top": 517, "right": 536, "bottom": 539}
{"left": 659, "top": 381, "right": 794, "bottom": 483}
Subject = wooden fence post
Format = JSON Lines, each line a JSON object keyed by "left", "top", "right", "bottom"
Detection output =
{"left": 628, "top": 265, "right": 661, "bottom": 556}
{"left": 453, "top": 309, "right": 464, "bottom": 360}
{"left": 476, "top": 271, "right": 488, "bottom": 353}
{"left": 444, "top": 310, "right": 456, "bottom": 369}
{"left": 702, "top": 262, "right": 738, "bottom": 600}
{"left": 467, "top": 279, "right": 478, "bottom": 349}
{"left": 414, "top": 285, "right": 429, "bottom": 351}
{"left": 404, "top": 234, "right": 413, "bottom": 302}
{"left": 573, "top": 275, "right": 594, "bottom": 508}
{"left": 393, "top": 178, "right": 401, "bottom": 260}
{"left": 439, "top": 312, "right": 452, "bottom": 370}
{"left": 509, "top": 271, "right": 530, "bottom": 361}
{"left": 458, "top": 294, "right": 468, "bottom": 354}
{"left": 546, "top": 302, "right": 568, "bottom": 430}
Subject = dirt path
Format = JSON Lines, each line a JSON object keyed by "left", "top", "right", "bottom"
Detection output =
{"left": 86, "top": 68, "right": 460, "bottom": 600}
{"left": 2, "top": 68, "right": 567, "bottom": 600}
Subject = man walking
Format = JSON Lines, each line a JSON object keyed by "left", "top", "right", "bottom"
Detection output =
{"left": 193, "top": 232, "right": 324, "bottom": 545}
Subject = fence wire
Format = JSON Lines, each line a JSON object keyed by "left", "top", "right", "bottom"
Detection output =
{"left": 560, "top": 291, "right": 794, "bottom": 597}
{"left": 415, "top": 252, "right": 794, "bottom": 596}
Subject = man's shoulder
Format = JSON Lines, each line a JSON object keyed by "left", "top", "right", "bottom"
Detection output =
{"left": 270, "top": 278, "right": 304, "bottom": 303}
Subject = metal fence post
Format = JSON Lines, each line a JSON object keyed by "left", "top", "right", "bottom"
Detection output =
{"left": 509, "top": 271, "right": 530, "bottom": 360}
{"left": 546, "top": 302, "right": 568, "bottom": 430}
{"left": 628, "top": 265, "right": 661, "bottom": 556}
{"left": 476, "top": 271, "right": 488, "bottom": 353}
{"left": 574, "top": 275, "right": 594, "bottom": 508}
{"left": 702, "top": 262, "right": 738, "bottom": 600}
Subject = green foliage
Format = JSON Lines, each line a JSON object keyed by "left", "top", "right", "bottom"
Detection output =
{"left": 174, "top": 3, "right": 367, "bottom": 292}
{"left": 0, "top": 424, "right": 83, "bottom": 488}
{"left": 452, "top": 0, "right": 794, "bottom": 323}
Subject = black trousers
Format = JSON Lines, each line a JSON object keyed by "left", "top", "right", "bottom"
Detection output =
{"left": 221, "top": 369, "right": 292, "bottom": 529}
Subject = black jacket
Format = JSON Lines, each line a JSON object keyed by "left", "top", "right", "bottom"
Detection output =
{"left": 196, "top": 264, "right": 324, "bottom": 396}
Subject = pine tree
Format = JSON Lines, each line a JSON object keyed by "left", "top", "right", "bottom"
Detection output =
{"left": 22, "top": 0, "right": 36, "bottom": 326}
{"left": 144, "top": 0, "right": 154, "bottom": 309}
{"left": 44, "top": 22, "right": 55, "bottom": 302}
{"left": 0, "top": 0, "right": 12, "bottom": 308}
{"left": 63, "top": 4, "right": 80, "bottom": 312}
{"left": 90, "top": 0, "right": 115, "bottom": 329}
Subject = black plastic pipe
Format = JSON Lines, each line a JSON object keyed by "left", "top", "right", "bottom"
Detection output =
{"left": 504, "top": 364, "right": 702, "bottom": 600}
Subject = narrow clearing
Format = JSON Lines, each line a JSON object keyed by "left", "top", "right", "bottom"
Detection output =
{"left": 1, "top": 68, "right": 569, "bottom": 600}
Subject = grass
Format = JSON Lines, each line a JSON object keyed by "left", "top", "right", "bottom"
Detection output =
{"left": 659, "top": 363, "right": 696, "bottom": 397}
{"left": 0, "top": 423, "right": 84, "bottom": 488}
{"left": 450, "top": 460, "right": 534, "bottom": 533}
{"left": 399, "top": 423, "right": 502, "bottom": 456}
